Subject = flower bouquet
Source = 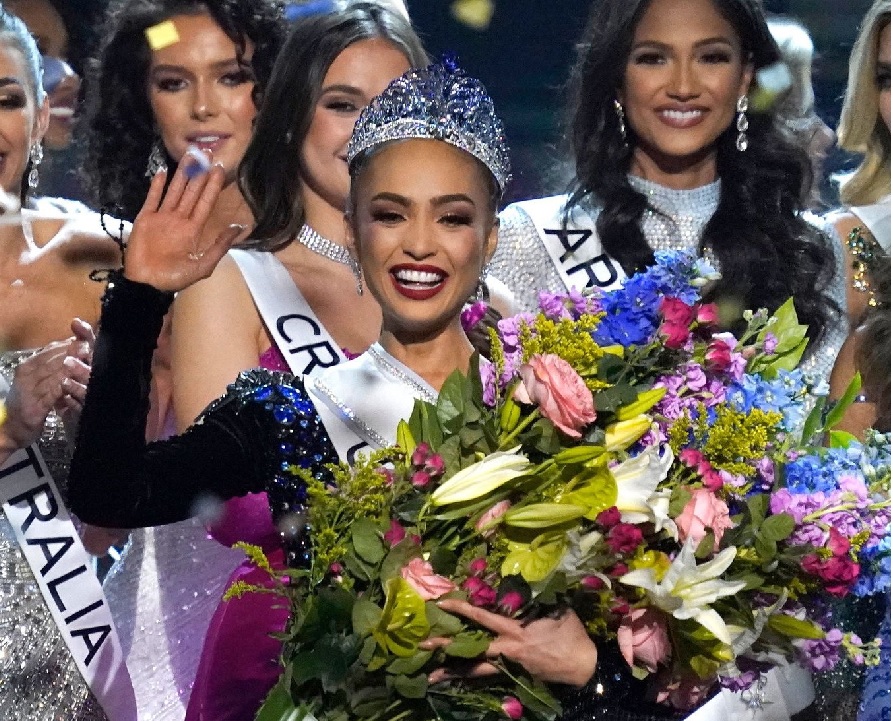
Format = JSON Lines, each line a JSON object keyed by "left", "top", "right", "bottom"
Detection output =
{"left": 246, "top": 252, "right": 890, "bottom": 721}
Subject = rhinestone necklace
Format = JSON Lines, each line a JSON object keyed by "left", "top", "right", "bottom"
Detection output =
{"left": 367, "top": 343, "right": 439, "bottom": 405}
{"left": 296, "top": 224, "right": 358, "bottom": 271}
{"left": 628, "top": 175, "right": 721, "bottom": 267}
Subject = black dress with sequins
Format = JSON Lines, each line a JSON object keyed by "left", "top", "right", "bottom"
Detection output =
{"left": 68, "top": 274, "right": 338, "bottom": 568}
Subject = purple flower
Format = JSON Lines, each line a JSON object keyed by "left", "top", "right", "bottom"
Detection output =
{"left": 763, "top": 332, "right": 778, "bottom": 354}
{"left": 798, "top": 629, "right": 844, "bottom": 672}
{"left": 461, "top": 301, "right": 489, "bottom": 331}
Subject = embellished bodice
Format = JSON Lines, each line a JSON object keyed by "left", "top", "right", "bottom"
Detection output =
{"left": 0, "top": 350, "right": 107, "bottom": 721}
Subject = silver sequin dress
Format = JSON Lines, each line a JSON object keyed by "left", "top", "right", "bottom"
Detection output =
{"left": 0, "top": 350, "right": 107, "bottom": 721}
{"left": 490, "top": 177, "right": 848, "bottom": 384}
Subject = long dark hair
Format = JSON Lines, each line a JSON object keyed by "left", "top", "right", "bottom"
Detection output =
{"left": 238, "top": 1, "right": 427, "bottom": 252}
{"left": 565, "top": 0, "right": 838, "bottom": 348}
{"left": 80, "top": 0, "right": 284, "bottom": 220}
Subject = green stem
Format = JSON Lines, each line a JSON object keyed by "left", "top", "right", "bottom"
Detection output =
{"left": 499, "top": 410, "right": 540, "bottom": 449}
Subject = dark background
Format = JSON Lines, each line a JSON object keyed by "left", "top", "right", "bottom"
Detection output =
{"left": 406, "top": 0, "right": 875, "bottom": 205}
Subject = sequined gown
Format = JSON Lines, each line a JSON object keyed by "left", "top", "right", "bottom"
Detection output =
{"left": 490, "top": 177, "right": 848, "bottom": 384}
{"left": 0, "top": 350, "right": 107, "bottom": 721}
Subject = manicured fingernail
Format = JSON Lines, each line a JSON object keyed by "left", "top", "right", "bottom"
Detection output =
{"left": 63, "top": 356, "right": 77, "bottom": 369}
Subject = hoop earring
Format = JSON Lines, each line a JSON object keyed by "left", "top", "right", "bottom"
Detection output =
{"left": 27, "top": 141, "right": 43, "bottom": 191}
{"left": 145, "top": 139, "right": 168, "bottom": 177}
{"left": 735, "top": 95, "right": 749, "bottom": 152}
{"left": 614, "top": 99, "right": 628, "bottom": 147}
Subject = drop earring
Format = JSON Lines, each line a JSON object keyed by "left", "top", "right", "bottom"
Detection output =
{"left": 27, "top": 141, "right": 43, "bottom": 191}
{"left": 735, "top": 95, "right": 749, "bottom": 152}
{"left": 614, "top": 99, "right": 628, "bottom": 147}
{"left": 353, "top": 262, "right": 364, "bottom": 296}
{"left": 475, "top": 266, "right": 489, "bottom": 302}
{"left": 145, "top": 139, "right": 168, "bottom": 177}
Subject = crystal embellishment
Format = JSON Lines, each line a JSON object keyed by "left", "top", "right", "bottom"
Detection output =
{"left": 295, "top": 224, "right": 358, "bottom": 274}
{"left": 347, "top": 58, "right": 511, "bottom": 191}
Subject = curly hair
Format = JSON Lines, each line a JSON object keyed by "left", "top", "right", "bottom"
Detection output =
{"left": 238, "top": 0, "right": 427, "bottom": 252}
{"left": 79, "top": 0, "right": 284, "bottom": 220}
{"left": 564, "top": 0, "right": 839, "bottom": 349}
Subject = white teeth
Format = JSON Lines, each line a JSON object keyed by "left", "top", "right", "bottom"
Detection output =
{"left": 394, "top": 269, "right": 443, "bottom": 284}
{"left": 660, "top": 109, "right": 703, "bottom": 122}
{"left": 193, "top": 135, "right": 222, "bottom": 142}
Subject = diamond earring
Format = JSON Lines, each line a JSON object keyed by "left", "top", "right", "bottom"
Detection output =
{"left": 614, "top": 99, "right": 628, "bottom": 146}
{"left": 27, "top": 141, "right": 43, "bottom": 190}
{"left": 475, "top": 267, "right": 489, "bottom": 302}
{"left": 353, "top": 262, "right": 364, "bottom": 296}
{"left": 735, "top": 95, "right": 749, "bottom": 152}
{"left": 145, "top": 139, "right": 168, "bottom": 177}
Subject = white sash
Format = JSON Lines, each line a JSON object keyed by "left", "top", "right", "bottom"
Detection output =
{"left": 307, "top": 349, "right": 432, "bottom": 461}
{"left": 514, "top": 196, "right": 627, "bottom": 292}
{"left": 0, "top": 381, "right": 137, "bottom": 720}
{"left": 229, "top": 249, "right": 347, "bottom": 376}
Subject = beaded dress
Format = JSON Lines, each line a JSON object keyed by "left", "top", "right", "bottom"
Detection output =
{"left": 490, "top": 177, "right": 848, "bottom": 385}
{"left": 0, "top": 350, "right": 107, "bottom": 721}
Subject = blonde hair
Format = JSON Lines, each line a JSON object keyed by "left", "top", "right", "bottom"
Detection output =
{"left": 838, "top": 0, "right": 891, "bottom": 206}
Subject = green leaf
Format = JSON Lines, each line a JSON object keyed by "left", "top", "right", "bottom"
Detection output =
{"left": 436, "top": 371, "right": 468, "bottom": 426}
{"left": 823, "top": 373, "right": 862, "bottom": 432}
{"left": 444, "top": 630, "right": 491, "bottom": 658}
{"left": 695, "top": 531, "right": 716, "bottom": 558}
{"left": 761, "top": 513, "right": 795, "bottom": 542}
{"left": 352, "top": 598, "right": 383, "bottom": 636}
{"left": 800, "top": 394, "right": 827, "bottom": 445}
{"left": 746, "top": 494, "right": 769, "bottom": 524}
{"left": 379, "top": 540, "right": 421, "bottom": 584}
{"left": 669, "top": 486, "right": 693, "bottom": 518}
{"left": 391, "top": 673, "right": 428, "bottom": 699}
{"left": 761, "top": 298, "right": 810, "bottom": 375}
{"left": 830, "top": 430, "right": 859, "bottom": 448}
{"left": 426, "top": 601, "right": 464, "bottom": 636}
{"left": 255, "top": 675, "right": 300, "bottom": 721}
{"left": 766, "top": 614, "right": 825, "bottom": 639}
{"left": 754, "top": 532, "right": 777, "bottom": 561}
{"left": 352, "top": 518, "right": 386, "bottom": 564}
{"left": 387, "top": 649, "right": 432, "bottom": 675}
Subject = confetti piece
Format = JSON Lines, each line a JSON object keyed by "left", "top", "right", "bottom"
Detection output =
{"left": 41, "top": 55, "right": 69, "bottom": 94}
{"left": 0, "top": 400, "right": 6, "bottom": 428}
{"left": 145, "top": 20, "right": 180, "bottom": 51}
{"left": 183, "top": 145, "right": 212, "bottom": 179}
{"left": 751, "top": 61, "right": 793, "bottom": 113}
{"left": 283, "top": 0, "right": 335, "bottom": 22}
{"left": 450, "top": 0, "right": 494, "bottom": 31}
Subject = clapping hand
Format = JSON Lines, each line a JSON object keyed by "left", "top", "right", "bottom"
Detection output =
{"left": 421, "top": 599, "right": 598, "bottom": 688}
{"left": 124, "top": 155, "right": 246, "bottom": 292}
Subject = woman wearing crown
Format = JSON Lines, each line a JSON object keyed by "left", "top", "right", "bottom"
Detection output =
{"left": 67, "top": 61, "right": 601, "bottom": 717}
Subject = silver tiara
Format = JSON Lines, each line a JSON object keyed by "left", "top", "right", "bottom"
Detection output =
{"left": 347, "top": 59, "right": 511, "bottom": 191}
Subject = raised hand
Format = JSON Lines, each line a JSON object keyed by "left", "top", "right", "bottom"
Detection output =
{"left": 421, "top": 599, "right": 597, "bottom": 688}
{"left": 124, "top": 156, "right": 246, "bottom": 292}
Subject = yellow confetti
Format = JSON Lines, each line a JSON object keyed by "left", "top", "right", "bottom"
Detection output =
{"left": 145, "top": 20, "right": 180, "bottom": 51}
{"left": 450, "top": 0, "right": 494, "bottom": 31}
{"left": 0, "top": 400, "right": 6, "bottom": 427}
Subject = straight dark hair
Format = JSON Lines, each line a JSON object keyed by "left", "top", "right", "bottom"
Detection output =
{"left": 80, "top": 0, "right": 284, "bottom": 220}
{"left": 238, "top": 1, "right": 427, "bottom": 252}
{"left": 565, "top": 0, "right": 839, "bottom": 348}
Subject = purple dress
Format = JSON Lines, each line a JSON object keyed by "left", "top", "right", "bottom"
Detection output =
{"left": 185, "top": 346, "right": 292, "bottom": 721}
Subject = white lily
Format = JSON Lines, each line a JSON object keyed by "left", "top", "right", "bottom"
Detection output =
{"left": 619, "top": 542, "right": 745, "bottom": 645}
{"left": 612, "top": 445, "right": 674, "bottom": 524}
{"left": 430, "top": 447, "right": 531, "bottom": 506}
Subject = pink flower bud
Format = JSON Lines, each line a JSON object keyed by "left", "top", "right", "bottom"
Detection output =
{"left": 329, "top": 562, "right": 343, "bottom": 574}
{"left": 696, "top": 303, "right": 719, "bottom": 325}
{"left": 608, "top": 562, "right": 629, "bottom": 577}
{"left": 581, "top": 575, "right": 605, "bottom": 591}
{"left": 376, "top": 468, "right": 395, "bottom": 486}
{"left": 411, "top": 470, "right": 431, "bottom": 488}
{"left": 425, "top": 454, "right": 446, "bottom": 476}
{"left": 411, "top": 442, "right": 432, "bottom": 467}
{"left": 498, "top": 590, "right": 524, "bottom": 616}
{"left": 469, "top": 558, "right": 488, "bottom": 576}
{"left": 383, "top": 518, "right": 406, "bottom": 547}
{"left": 606, "top": 523, "right": 644, "bottom": 554}
{"left": 501, "top": 696, "right": 523, "bottom": 719}
{"left": 596, "top": 506, "right": 622, "bottom": 528}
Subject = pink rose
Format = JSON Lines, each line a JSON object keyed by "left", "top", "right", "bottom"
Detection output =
{"left": 676, "top": 488, "right": 734, "bottom": 552}
{"left": 514, "top": 354, "right": 596, "bottom": 438}
{"left": 705, "top": 338, "right": 733, "bottom": 372}
{"left": 400, "top": 558, "right": 456, "bottom": 600}
{"left": 462, "top": 576, "right": 497, "bottom": 606}
{"left": 659, "top": 298, "right": 696, "bottom": 349}
{"left": 617, "top": 607, "right": 671, "bottom": 673}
